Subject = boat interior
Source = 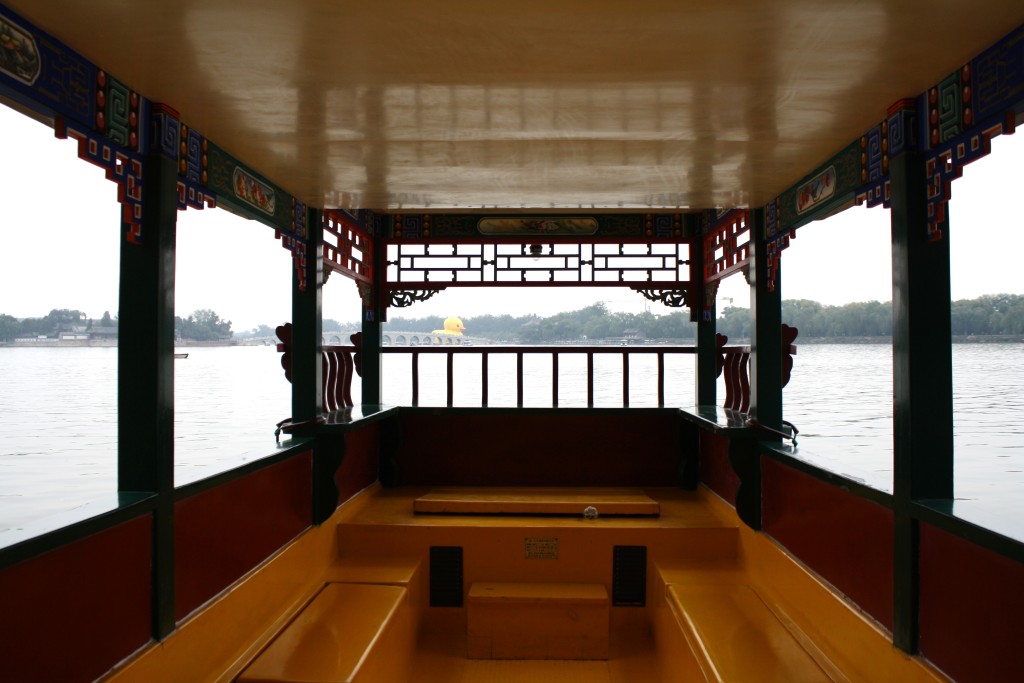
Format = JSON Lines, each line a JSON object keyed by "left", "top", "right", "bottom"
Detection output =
{"left": 96, "top": 425, "right": 956, "bottom": 683}
{"left": 1, "top": 2, "right": 1024, "bottom": 682}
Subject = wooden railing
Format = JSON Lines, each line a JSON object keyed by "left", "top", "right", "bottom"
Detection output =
{"left": 716, "top": 325, "right": 799, "bottom": 413}
{"left": 276, "top": 325, "right": 797, "bottom": 413}
{"left": 380, "top": 345, "right": 699, "bottom": 408}
{"left": 275, "top": 324, "right": 361, "bottom": 436}
{"left": 718, "top": 338, "right": 751, "bottom": 412}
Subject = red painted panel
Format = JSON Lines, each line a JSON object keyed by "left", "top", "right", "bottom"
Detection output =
{"left": 0, "top": 516, "right": 152, "bottom": 682}
{"left": 762, "top": 457, "right": 894, "bottom": 630}
{"left": 700, "top": 431, "right": 738, "bottom": 505}
{"left": 919, "top": 524, "right": 1024, "bottom": 683}
{"left": 396, "top": 412, "right": 679, "bottom": 487}
{"left": 175, "top": 452, "right": 311, "bottom": 620}
{"left": 337, "top": 423, "right": 380, "bottom": 505}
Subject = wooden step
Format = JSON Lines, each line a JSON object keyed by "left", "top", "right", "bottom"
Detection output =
{"left": 413, "top": 487, "right": 660, "bottom": 516}
{"left": 467, "top": 582, "right": 610, "bottom": 660}
{"left": 237, "top": 582, "right": 415, "bottom": 683}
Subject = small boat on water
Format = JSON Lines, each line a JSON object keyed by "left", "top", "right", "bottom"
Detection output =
{"left": 173, "top": 353, "right": 188, "bottom": 359}
{"left": 1, "top": 2, "right": 1022, "bottom": 682}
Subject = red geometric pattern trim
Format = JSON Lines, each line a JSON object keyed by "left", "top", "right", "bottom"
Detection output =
{"left": 277, "top": 232, "right": 308, "bottom": 292}
{"left": 323, "top": 209, "right": 373, "bottom": 284}
{"left": 925, "top": 114, "right": 1014, "bottom": 241}
{"left": 55, "top": 117, "right": 144, "bottom": 244}
{"left": 703, "top": 209, "right": 750, "bottom": 285}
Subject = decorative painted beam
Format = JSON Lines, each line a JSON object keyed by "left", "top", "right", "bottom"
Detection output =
{"left": 55, "top": 116, "right": 145, "bottom": 243}
{"left": 0, "top": 2, "right": 310, "bottom": 257}
{"left": 151, "top": 104, "right": 216, "bottom": 212}
{"left": 388, "top": 213, "right": 686, "bottom": 241}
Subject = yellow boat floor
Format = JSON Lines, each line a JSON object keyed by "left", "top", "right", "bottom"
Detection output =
{"left": 324, "top": 487, "right": 727, "bottom": 682}
{"left": 115, "top": 485, "right": 949, "bottom": 682}
{"left": 411, "top": 609, "right": 660, "bottom": 683}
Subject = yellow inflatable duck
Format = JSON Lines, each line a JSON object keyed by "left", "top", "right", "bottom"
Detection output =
{"left": 432, "top": 317, "right": 466, "bottom": 336}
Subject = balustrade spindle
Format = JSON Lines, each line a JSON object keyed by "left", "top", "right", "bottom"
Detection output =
{"left": 657, "top": 352, "right": 665, "bottom": 407}
{"left": 446, "top": 351, "right": 454, "bottom": 408}
{"left": 552, "top": 353, "right": 559, "bottom": 408}
{"left": 412, "top": 352, "right": 420, "bottom": 407}
{"left": 738, "top": 351, "right": 751, "bottom": 413}
{"left": 587, "top": 353, "right": 595, "bottom": 408}
{"left": 322, "top": 353, "right": 334, "bottom": 411}
{"left": 516, "top": 352, "right": 524, "bottom": 408}
{"left": 481, "top": 352, "right": 489, "bottom": 407}
{"left": 622, "top": 351, "right": 630, "bottom": 408}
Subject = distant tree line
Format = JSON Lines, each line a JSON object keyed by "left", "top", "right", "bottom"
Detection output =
{"left": 175, "top": 309, "right": 233, "bottom": 341}
{"left": 0, "top": 307, "right": 233, "bottom": 342}
{"left": 717, "top": 294, "right": 1024, "bottom": 340}
{"left": 0, "top": 308, "right": 115, "bottom": 341}
{"left": 380, "top": 294, "right": 1024, "bottom": 343}
{"left": 949, "top": 294, "right": 1024, "bottom": 336}
{"left": 717, "top": 300, "right": 894, "bottom": 340}
{"left": 6, "top": 295, "right": 1024, "bottom": 344}
{"left": 386, "top": 303, "right": 696, "bottom": 343}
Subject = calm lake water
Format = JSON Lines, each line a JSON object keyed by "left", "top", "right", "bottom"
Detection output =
{"left": 1, "top": 343, "right": 1022, "bottom": 541}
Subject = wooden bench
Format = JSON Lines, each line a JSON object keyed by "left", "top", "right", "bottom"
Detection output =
{"left": 467, "top": 581, "right": 610, "bottom": 660}
{"left": 653, "top": 558, "right": 855, "bottom": 683}
{"left": 654, "top": 552, "right": 956, "bottom": 682}
{"left": 664, "top": 581, "right": 845, "bottom": 682}
{"left": 324, "top": 555, "right": 423, "bottom": 589}
{"left": 414, "top": 487, "right": 660, "bottom": 516}
{"left": 237, "top": 581, "right": 416, "bottom": 683}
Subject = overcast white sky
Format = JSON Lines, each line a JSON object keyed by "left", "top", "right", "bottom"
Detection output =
{"left": 1, "top": 104, "right": 1022, "bottom": 332}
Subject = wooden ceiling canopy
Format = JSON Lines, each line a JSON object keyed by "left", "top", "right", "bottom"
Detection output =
{"left": 3, "top": 1, "right": 1024, "bottom": 315}
{"left": 5, "top": 0, "right": 1024, "bottom": 215}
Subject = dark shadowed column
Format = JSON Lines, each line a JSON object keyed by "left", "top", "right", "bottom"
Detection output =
{"left": 117, "top": 151, "right": 177, "bottom": 638}
{"left": 890, "top": 148, "right": 954, "bottom": 652}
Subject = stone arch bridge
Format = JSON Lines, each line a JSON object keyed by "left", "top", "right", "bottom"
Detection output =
{"left": 321, "top": 333, "right": 472, "bottom": 347}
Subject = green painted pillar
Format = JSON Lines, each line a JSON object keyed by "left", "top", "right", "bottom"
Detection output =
{"left": 695, "top": 308, "right": 717, "bottom": 406}
{"left": 291, "top": 206, "right": 323, "bottom": 423}
{"left": 117, "top": 151, "right": 177, "bottom": 639}
{"left": 361, "top": 227, "right": 385, "bottom": 405}
{"left": 890, "top": 149, "right": 954, "bottom": 652}
{"left": 749, "top": 208, "right": 783, "bottom": 432}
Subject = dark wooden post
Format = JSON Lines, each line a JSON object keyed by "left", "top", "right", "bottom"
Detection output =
{"left": 695, "top": 308, "right": 717, "bottom": 406}
{"left": 291, "top": 207, "right": 331, "bottom": 523}
{"left": 361, "top": 226, "right": 386, "bottom": 405}
{"left": 749, "top": 208, "right": 783, "bottom": 431}
{"left": 692, "top": 220, "right": 718, "bottom": 406}
{"left": 291, "top": 206, "right": 323, "bottom": 424}
{"left": 117, "top": 151, "right": 177, "bottom": 639}
{"left": 890, "top": 149, "right": 954, "bottom": 652}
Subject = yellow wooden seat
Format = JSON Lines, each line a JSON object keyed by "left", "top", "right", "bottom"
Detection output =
{"left": 666, "top": 582, "right": 841, "bottom": 683}
{"left": 654, "top": 551, "right": 947, "bottom": 682}
{"left": 237, "top": 582, "right": 415, "bottom": 683}
{"left": 414, "top": 487, "right": 660, "bottom": 516}
{"left": 467, "top": 582, "right": 610, "bottom": 660}
{"left": 324, "top": 555, "right": 422, "bottom": 588}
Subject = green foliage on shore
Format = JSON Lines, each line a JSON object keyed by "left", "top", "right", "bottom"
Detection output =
{"left": 0, "top": 307, "right": 233, "bottom": 341}
{"left": 383, "top": 294, "right": 1024, "bottom": 343}
{"left": 175, "top": 309, "right": 232, "bottom": 341}
{"left": 5, "top": 294, "right": 1024, "bottom": 343}
{"left": 717, "top": 300, "right": 893, "bottom": 340}
{"left": 386, "top": 302, "right": 698, "bottom": 343}
{"left": 0, "top": 308, "right": 89, "bottom": 340}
